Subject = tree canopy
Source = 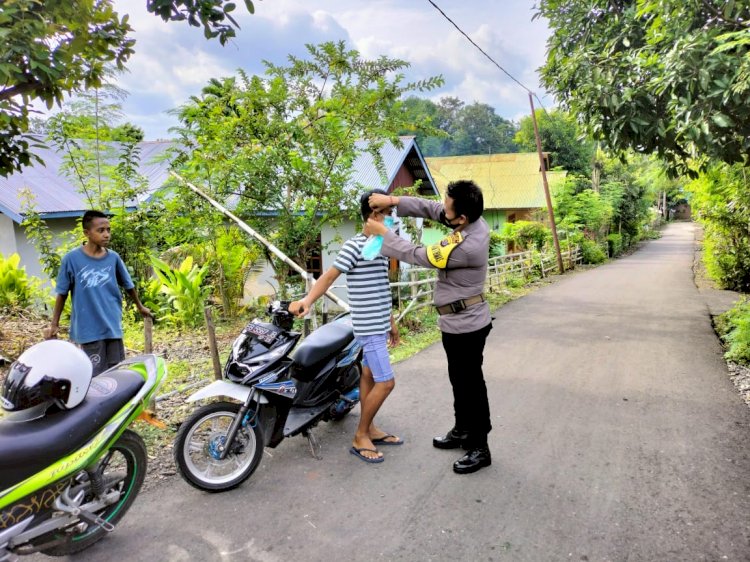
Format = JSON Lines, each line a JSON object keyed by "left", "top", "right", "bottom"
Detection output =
{"left": 536, "top": 0, "right": 750, "bottom": 173}
{"left": 0, "top": 0, "right": 252, "bottom": 178}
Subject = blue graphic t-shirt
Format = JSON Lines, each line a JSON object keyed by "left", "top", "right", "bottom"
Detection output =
{"left": 55, "top": 246, "right": 134, "bottom": 344}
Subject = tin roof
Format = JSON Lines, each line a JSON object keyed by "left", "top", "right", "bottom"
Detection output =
{"left": 351, "top": 136, "right": 437, "bottom": 196}
{"left": 425, "top": 152, "right": 567, "bottom": 210}
{"left": 0, "top": 141, "right": 172, "bottom": 223}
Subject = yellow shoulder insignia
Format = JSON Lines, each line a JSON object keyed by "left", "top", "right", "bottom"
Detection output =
{"left": 427, "top": 232, "right": 463, "bottom": 269}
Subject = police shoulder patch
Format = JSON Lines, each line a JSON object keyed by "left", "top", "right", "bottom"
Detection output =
{"left": 427, "top": 232, "right": 463, "bottom": 269}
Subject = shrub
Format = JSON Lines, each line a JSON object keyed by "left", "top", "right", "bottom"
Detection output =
{"left": 580, "top": 239, "right": 607, "bottom": 264}
{"left": 716, "top": 299, "right": 750, "bottom": 365}
{"left": 500, "top": 221, "right": 551, "bottom": 252}
{"left": 0, "top": 253, "right": 34, "bottom": 309}
{"left": 606, "top": 233, "right": 623, "bottom": 257}
{"left": 150, "top": 255, "right": 210, "bottom": 327}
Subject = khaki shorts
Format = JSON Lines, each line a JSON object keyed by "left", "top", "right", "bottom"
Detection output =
{"left": 80, "top": 339, "right": 126, "bottom": 376}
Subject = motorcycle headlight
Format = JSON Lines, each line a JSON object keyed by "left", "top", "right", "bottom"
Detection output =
{"left": 238, "top": 340, "right": 295, "bottom": 375}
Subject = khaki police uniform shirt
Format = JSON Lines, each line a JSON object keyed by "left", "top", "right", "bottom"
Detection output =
{"left": 381, "top": 196, "right": 491, "bottom": 334}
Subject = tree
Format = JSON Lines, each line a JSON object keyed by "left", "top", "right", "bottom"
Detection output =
{"left": 0, "top": 0, "right": 253, "bottom": 178}
{"left": 536, "top": 0, "right": 750, "bottom": 173}
{"left": 171, "top": 41, "right": 443, "bottom": 291}
{"left": 515, "top": 109, "right": 594, "bottom": 175}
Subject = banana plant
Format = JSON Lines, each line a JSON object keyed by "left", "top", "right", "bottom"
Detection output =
{"left": 0, "top": 253, "right": 33, "bottom": 309}
{"left": 150, "top": 255, "right": 210, "bottom": 327}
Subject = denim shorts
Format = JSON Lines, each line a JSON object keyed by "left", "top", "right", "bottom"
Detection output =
{"left": 358, "top": 333, "right": 394, "bottom": 383}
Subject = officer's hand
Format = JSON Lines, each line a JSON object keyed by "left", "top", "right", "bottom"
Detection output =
{"left": 289, "top": 300, "right": 309, "bottom": 317}
{"left": 368, "top": 193, "right": 392, "bottom": 212}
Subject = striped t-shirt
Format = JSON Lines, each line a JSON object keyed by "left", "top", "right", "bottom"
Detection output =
{"left": 333, "top": 233, "right": 392, "bottom": 337}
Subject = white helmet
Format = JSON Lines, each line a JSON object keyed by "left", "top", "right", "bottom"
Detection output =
{"left": 1, "top": 340, "right": 92, "bottom": 419}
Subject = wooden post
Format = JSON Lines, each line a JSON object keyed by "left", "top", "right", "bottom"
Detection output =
{"left": 528, "top": 93, "right": 564, "bottom": 274}
{"left": 144, "top": 316, "right": 156, "bottom": 412}
{"left": 204, "top": 306, "right": 223, "bottom": 380}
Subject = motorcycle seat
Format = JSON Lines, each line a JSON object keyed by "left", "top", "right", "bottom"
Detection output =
{"left": 292, "top": 321, "right": 354, "bottom": 380}
{"left": 0, "top": 368, "right": 144, "bottom": 492}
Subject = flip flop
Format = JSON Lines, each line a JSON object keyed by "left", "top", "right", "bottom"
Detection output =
{"left": 349, "top": 446, "right": 384, "bottom": 464}
{"left": 372, "top": 434, "right": 404, "bottom": 446}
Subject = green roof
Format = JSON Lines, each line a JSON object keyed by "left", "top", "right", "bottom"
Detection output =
{"left": 425, "top": 153, "right": 567, "bottom": 210}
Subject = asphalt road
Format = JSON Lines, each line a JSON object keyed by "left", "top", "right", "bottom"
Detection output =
{"left": 49, "top": 222, "right": 750, "bottom": 561}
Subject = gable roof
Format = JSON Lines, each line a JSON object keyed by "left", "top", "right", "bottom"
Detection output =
{"left": 351, "top": 136, "right": 437, "bottom": 196}
{"left": 425, "top": 152, "right": 567, "bottom": 210}
{"left": 0, "top": 141, "right": 172, "bottom": 223}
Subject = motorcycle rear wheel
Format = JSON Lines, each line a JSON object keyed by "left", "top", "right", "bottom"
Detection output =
{"left": 174, "top": 401, "right": 264, "bottom": 492}
{"left": 42, "top": 429, "right": 147, "bottom": 556}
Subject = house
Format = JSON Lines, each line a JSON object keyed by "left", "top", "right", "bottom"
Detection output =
{"left": 424, "top": 152, "right": 567, "bottom": 246}
{"left": 0, "top": 141, "right": 173, "bottom": 280}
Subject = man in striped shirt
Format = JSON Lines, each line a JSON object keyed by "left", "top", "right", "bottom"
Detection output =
{"left": 290, "top": 190, "right": 401, "bottom": 463}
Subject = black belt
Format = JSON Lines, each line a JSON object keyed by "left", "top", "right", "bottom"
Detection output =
{"left": 436, "top": 294, "right": 485, "bottom": 315}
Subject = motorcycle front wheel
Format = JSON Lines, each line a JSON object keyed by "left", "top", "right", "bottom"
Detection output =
{"left": 174, "top": 401, "right": 264, "bottom": 492}
{"left": 42, "top": 429, "right": 147, "bottom": 556}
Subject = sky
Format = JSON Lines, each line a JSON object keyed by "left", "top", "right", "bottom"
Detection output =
{"left": 109, "top": 0, "right": 553, "bottom": 140}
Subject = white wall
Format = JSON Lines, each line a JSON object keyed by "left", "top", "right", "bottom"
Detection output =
{"left": 12, "top": 218, "right": 78, "bottom": 283}
{"left": 0, "top": 215, "right": 17, "bottom": 260}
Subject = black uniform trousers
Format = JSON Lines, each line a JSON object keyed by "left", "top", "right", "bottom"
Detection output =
{"left": 441, "top": 322, "right": 493, "bottom": 448}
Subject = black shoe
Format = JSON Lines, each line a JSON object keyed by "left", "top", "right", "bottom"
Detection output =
{"left": 432, "top": 428, "right": 470, "bottom": 450}
{"left": 453, "top": 447, "right": 491, "bottom": 474}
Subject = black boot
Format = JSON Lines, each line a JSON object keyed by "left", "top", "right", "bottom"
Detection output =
{"left": 432, "top": 428, "right": 470, "bottom": 450}
{"left": 453, "top": 447, "right": 491, "bottom": 474}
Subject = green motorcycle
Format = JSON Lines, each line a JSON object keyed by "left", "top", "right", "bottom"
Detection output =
{"left": 0, "top": 341, "right": 166, "bottom": 559}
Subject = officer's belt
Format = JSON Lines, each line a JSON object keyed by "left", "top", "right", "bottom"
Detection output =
{"left": 435, "top": 294, "right": 485, "bottom": 315}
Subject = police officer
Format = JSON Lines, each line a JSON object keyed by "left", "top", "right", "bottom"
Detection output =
{"left": 367, "top": 180, "right": 492, "bottom": 474}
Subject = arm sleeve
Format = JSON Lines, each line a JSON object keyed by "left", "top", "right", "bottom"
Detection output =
{"left": 381, "top": 231, "right": 476, "bottom": 270}
{"left": 396, "top": 196, "right": 444, "bottom": 221}
{"left": 332, "top": 239, "right": 360, "bottom": 274}
{"left": 115, "top": 255, "right": 135, "bottom": 290}
{"left": 55, "top": 254, "right": 73, "bottom": 295}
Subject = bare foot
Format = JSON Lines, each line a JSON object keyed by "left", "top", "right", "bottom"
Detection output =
{"left": 369, "top": 429, "right": 402, "bottom": 444}
{"left": 352, "top": 435, "right": 383, "bottom": 460}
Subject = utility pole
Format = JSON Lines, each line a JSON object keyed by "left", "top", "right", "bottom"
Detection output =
{"left": 528, "top": 93, "right": 564, "bottom": 273}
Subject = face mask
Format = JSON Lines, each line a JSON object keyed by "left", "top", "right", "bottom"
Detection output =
{"left": 439, "top": 210, "right": 461, "bottom": 229}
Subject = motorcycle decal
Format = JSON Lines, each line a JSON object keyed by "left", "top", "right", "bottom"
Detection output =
{"left": 255, "top": 381, "right": 297, "bottom": 397}
{"left": 88, "top": 376, "right": 118, "bottom": 396}
{"left": 0, "top": 479, "right": 69, "bottom": 530}
{"left": 257, "top": 372, "right": 279, "bottom": 385}
{"left": 338, "top": 340, "right": 363, "bottom": 367}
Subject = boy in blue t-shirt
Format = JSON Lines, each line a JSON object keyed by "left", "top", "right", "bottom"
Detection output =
{"left": 290, "top": 190, "right": 401, "bottom": 463}
{"left": 44, "top": 210, "right": 152, "bottom": 375}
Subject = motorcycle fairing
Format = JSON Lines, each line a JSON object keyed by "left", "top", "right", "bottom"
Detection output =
{"left": 186, "top": 380, "right": 267, "bottom": 404}
{"left": 0, "top": 355, "right": 166, "bottom": 510}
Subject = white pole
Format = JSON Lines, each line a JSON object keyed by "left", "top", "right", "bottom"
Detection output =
{"left": 170, "top": 171, "right": 349, "bottom": 311}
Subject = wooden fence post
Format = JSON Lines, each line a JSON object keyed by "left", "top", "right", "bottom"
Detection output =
{"left": 204, "top": 306, "right": 223, "bottom": 381}
{"left": 144, "top": 316, "right": 156, "bottom": 412}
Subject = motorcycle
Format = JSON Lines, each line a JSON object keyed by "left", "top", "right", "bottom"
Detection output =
{"left": 0, "top": 353, "right": 166, "bottom": 559}
{"left": 174, "top": 300, "right": 362, "bottom": 492}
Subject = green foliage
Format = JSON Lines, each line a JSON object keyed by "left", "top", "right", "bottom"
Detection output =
{"left": 18, "top": 189, "right": 63, "bottom": 278}
{"left": 172, "top": 41, "right": 443, "bottom": 291}
{"left": 500, "top": 221, "right": 551, "bottom": 252}
{"left": 606, "top": 233, "right": 623, "bottom": 257}
{"left": 554, "top": 177, "right": 613, "bottom": 235}
{"left": 489, "top": 231, "right": 505, "bottom": 258}
{"left": 150, "top": 255, "right": 210, "bottom": 327}
{"left": 716, "top": 299, "right": 750, "bottom": 365}
{"left": 580, "top": 239, "right": 607, "bottom": 264}
{"left": 536, "top": 0, "right": 750, "bottom": 173}
{"left": 515, "top": 109, "right": 594, "bottom": 175}
{"left": 399, "top": 96, "right": 519, "bottom": 157}
{"left": 0, "top": 0, "right": 252, "bottom": 177}
{"left": 687, "top": 162, "right": 750, "bottom": 291}
{"left": 0, "top": 253, "right": 34, "bottom": 309}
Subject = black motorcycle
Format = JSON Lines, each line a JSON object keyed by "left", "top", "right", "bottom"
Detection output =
{"left": 173, "top": 301, "right": 362, "bottom": 492}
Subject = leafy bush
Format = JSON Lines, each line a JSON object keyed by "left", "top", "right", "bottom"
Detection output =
{"left": 0, "top": 253, "right": 34, "bottom": 309}
{"left": 606, "top": 233, "right": 623, "bottom": 257}
{"left": 580, "top": 239, "right": 607, "bottom": 264}
{"left": 489, "top": 231, "right": 505, "bottom": 258}
{"left": 151, "top": 255, "right": 210, "bottom": 327}
{"left": 716, "top": 299, "right": 750, "bottom": 365}
{"left": 500, "top": 221, "right": 551, "bottom": 252}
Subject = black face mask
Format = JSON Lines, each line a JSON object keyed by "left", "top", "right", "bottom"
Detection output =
{"left": 439, "top": 210, "right": 461, "bottom": 229}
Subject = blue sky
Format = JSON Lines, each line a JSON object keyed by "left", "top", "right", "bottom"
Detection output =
{"left": 110, "top": 0, "right": 553, "bottom": 140}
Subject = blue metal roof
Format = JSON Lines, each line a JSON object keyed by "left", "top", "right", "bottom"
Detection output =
{"left": 0, "top": 137, "right": 436, "bottom": 223}
{"left": 0, "top": 141, "right": 172, "bottom": 223}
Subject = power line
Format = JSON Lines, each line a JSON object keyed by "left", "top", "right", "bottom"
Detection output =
{"left": 426, "top": 0, "right": 549, "bottom": 114}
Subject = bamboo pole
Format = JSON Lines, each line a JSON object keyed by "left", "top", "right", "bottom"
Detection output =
{"left": 169, "top": 171, "right": 349, "bottom": 312}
